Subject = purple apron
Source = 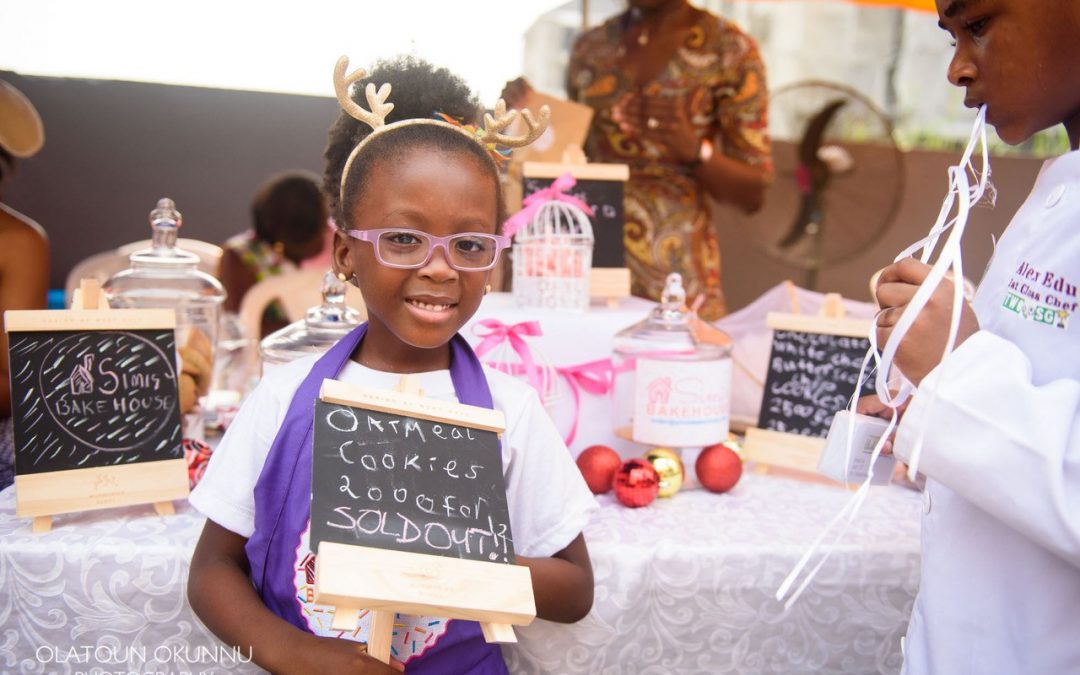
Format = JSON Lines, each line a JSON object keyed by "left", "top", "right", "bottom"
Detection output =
{"left": 245, "top": 323, "right": 508, "bottom": 674}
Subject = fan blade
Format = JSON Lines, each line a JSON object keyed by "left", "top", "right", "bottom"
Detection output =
{"left": 775, "top": 98, "right": 850, "bottom": 251}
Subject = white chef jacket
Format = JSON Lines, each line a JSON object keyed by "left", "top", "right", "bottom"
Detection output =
{"left": 894, "top": 149, "right": 1080, "bottom": 675}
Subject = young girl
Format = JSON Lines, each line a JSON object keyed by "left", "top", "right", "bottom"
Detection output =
{"left": 188, "top": 56, "right": 596, "bottom": 674}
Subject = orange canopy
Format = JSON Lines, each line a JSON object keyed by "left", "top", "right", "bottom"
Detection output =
{"left": 849, "top": 0, "right": 936, "bottom": 10}
{"left": 748, "top": 0, "right": 937, "bottom": 11}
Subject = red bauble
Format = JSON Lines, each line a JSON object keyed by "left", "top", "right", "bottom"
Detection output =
{"left": 576, "top": 445, "right": 623, "bottom": 494}
{"left": 696, "top": 443, "right": 743, "bottom": 493}
{"left": 612, "top": 458, "right": 660, "bottom": 508}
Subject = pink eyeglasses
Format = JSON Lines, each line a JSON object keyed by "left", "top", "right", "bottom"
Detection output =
{"left": 347, "top": 228, "right": 510, "bottom": 272}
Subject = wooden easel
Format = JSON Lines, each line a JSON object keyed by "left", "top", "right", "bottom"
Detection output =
{"left": 314, "top": 376, "right": 535, "bottom": 664}
{"left": 9, "top": 279, "right": 188, "bottom": 533}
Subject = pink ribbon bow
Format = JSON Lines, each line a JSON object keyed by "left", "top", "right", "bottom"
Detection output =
{"left": 556, "top": 359, "right": 616, "bottom": 446}
{"left": 503, "top": 172, "right": 595, "bottom": 239}
{"left": 472, "top": 319, "right": 545, "bottom": 392}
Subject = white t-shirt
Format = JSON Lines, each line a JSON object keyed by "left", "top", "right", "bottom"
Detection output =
{"left": 190, "top": 353, "right": 597, "bottom": 658}
{"left": 191, "top": 353, "right": 597, "bottom": 559}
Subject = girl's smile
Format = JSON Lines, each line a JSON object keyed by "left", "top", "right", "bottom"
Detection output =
{"left": 334, "top": 144, "right": 499, "bottom": 373}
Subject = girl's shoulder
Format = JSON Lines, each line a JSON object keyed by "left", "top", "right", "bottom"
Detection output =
{"left": 480, "top": 365, "right": 549, "bottom": 422}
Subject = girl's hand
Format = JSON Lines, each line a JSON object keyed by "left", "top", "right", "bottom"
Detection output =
{"left": 874, "top": 258, "right": 980, "bottom": 386}
{"left": 288, "top": 633, "right": 404, "bottom": 674}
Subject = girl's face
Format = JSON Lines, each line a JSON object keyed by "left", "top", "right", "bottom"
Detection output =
{"left": 333, "top": 146, "right": 498, "bottom": 373}
{"left": 937, "top": 0, "right": 1080, "bottom": 147}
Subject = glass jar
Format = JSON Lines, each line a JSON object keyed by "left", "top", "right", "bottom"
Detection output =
{"left": 259, "top": 270, "right": 363, "bottom": 370}
{"left": 104, "top": 197, "right": 226, "bottom": 374}
{"left": 612, "top": 273, "right": 732, "bottom": 449}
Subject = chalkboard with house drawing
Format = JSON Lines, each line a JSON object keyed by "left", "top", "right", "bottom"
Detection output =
{"left": 310, "top": 381, "right": 515, "bottom": 564}
{"left": 7, "top": 328, "right": 183, "bottom": 475}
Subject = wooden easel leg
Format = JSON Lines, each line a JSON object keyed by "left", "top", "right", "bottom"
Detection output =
{"left": 152, "top": 501, "right": 175, "bottom": 516}
{"left": 331, "top": 606, "right": 361, "bottom": 631}
{"left": 367, "top": 609, "right": 395, "bottom": 664}
{"left": 32, "top": 516, "right": 52, "bottom": 533}
{"left": 480, "top": 622, "right": 518, "bottom": 643}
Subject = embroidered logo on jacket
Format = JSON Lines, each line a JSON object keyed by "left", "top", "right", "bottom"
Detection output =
{"left": 1004, "top": 261, "right": 1076, "bottom": 330}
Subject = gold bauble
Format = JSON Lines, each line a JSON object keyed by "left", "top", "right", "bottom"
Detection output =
{"left": 644, "top": 447, "right": 684, "bottom": 497}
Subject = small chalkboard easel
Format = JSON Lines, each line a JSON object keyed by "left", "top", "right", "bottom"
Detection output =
{"left": 312, "top": 376, "right": 535, "bottom": 664}
{"left": 743, "top": 294, "right": 874, "bottom": 476}
{"left": 4, "top": 279, "right": 189, "bottom": 532}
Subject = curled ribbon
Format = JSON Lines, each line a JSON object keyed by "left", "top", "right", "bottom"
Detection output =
{"left": 472, "top": 319, "right": 545, "bottom": 393}
{"left": 503, "top": 172, "right": 595, "bottom": 239}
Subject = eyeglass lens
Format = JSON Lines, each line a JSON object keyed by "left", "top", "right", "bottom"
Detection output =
{"left": 377, "top": 230, "right": 499, "bottom": 270}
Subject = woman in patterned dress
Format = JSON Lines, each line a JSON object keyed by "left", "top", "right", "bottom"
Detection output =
{"left": 567, "top": 0, "right": 773, "bottom": 319}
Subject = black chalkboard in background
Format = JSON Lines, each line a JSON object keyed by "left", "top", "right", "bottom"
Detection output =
{"left": 758, "top": 328, "right": 876, "bottom": 438}
{"left": 742, "top": 311, "right": 877, "bottom": 475}
{"left": 8, "top": 328, "right": 183, "bottom": 474}
{"left": 521, "top": 162, "right": 630, "bottom": 269}
{"left": 311, "top": 389, "right": 514, "bottom": 564}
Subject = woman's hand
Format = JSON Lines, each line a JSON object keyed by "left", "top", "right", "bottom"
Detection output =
{"left": 612, "top": 90, "right": 700, "bottom": 164}
{"left": 874, "top": 258, "right": 980, "bottom": 386}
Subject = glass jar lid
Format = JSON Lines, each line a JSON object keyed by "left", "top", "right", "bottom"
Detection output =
{"left": 104, "top": 197, "right": 226, "bottom": 303}
{"left": 614, "top": 273, "right": 729, "bottom": 358}
{"left": 259, "top": 270, "right": 363, "bottom": 365}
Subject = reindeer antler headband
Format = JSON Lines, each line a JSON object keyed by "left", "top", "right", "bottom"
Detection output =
{"left": 334, "top": 56, "right": 551, "bottom": 206}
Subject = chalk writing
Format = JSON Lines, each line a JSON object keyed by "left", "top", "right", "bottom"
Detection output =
{"left": 310, "top": 401, "right": 515, "bottom": 563}
{"left": 758, "top": 329, "right": 874, "bottom": 437}
{"left": 7, "top": 329, "right": 183, "bottom": 474}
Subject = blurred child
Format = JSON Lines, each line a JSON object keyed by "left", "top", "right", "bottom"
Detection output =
{"left": 188, "top": 56, "right": 595, "bottom": 673}
{"left": 219, "top": 170, "right": 329, "bottom": 337}
{"left": 0, "top": 79, "right": 48, "bottom": 489}
{"left": 860, "top": 1, "right": 1080, "bottom": 672}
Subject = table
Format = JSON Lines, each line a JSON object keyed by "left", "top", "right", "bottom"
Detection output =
{"left": 0, "top": 473, "right": 921, "bottom": 674}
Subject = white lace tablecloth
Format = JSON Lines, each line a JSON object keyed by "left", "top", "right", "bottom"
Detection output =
{"left": 0, "top": 474, "right": 920, "bottom": 674}
{"left": 504, "top": 474, "right": 922, "bottom": 675}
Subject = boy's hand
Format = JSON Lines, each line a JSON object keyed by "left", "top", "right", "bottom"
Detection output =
{"left": 874, "top": 258, "right": 980, "bottom": 386}
{"left": 855, "top": 393, "right": 908, "bottom": 456}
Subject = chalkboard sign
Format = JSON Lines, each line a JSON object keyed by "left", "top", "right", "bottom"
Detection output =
{"left": 522, "top": 161, "right": 629, "bottom": 268}
{"left": 311, "top": 380, "right": 513, "bottom": 563}
{"left": 310, "top": 378, "right": 534, "bottom": 661}
{"left": 758, "top": 328, "right": 875, "bottom": 438}
{"left": 744, "top": 312, "right": 875, "bottom": 475}
{"left": 4, "top": 305, "right": 189, "bottom": 522}
{"left": 9, "top": 329, "right": 183, "bottom": 473}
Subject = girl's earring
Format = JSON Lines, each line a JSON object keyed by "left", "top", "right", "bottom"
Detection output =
{"left": 484, "top": 284, "right": 492, "bottom": 295}
{"left": 336, "top": 272, "right": 347, "bottom": 282}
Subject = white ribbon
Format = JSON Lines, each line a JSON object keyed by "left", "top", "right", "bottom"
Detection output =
{"left": 776, "top": 106, "right": 993, "bottom": 608}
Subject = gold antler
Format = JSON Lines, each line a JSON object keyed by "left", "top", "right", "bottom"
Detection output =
{"left": 333, "top": 56, "right": 394, "bottom": 130}
{"left": 480, "top": 99, "right": 551, "bottom": 148}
